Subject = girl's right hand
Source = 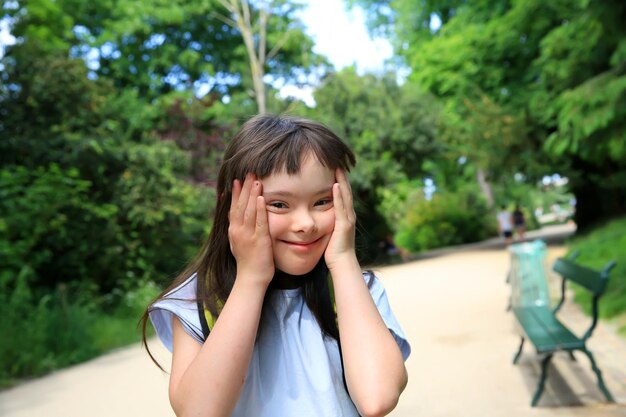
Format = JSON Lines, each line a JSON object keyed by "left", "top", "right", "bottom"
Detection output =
{"left": 228, "top": 174, "right": 275, "bottom": 287}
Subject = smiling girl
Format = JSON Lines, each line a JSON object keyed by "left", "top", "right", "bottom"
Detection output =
{"left": 142, "top": 114, "right": 410, "bottom": 417}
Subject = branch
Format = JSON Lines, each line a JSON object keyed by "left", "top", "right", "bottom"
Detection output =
{"left": 211, "top": 11, "right": 238, "bottom": 28}
{"left": 258, "top": 6, "right": 269, "bottom": 66}
{"left": 217, "top": 0, "right": 237, "bottom": 15}
{"left": 241, "top": 0, "right": 252, "bottom": 31}
{"left": 267, "top": 29, "right": 293, "bottom": 61}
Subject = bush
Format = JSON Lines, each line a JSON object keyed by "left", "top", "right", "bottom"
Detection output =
{"left": 0, "top": 270, "right": 159, "bottom": 387}
{"left": 0, "top": 164, "right": 120, "bottom": 291}
{"left": 395, "top": 188, "right": 495, "bottom": 252}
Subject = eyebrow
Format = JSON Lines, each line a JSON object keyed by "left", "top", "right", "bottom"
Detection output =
{"left": 263, "top": 187, "right": 333, "bottom": 198}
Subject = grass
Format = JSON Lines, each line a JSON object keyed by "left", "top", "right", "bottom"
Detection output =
{"left": 565, "top": 216, "right": 626, "bottom": 336}
{"left": 0, "top": 280, "right": 159, "bottom": 388}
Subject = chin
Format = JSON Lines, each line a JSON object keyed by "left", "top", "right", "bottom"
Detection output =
{"left": 276, "top": 257, "right": 325, "bottom": 276}
{"left": 278, "top": 264, "right": 318, "bottom": 276}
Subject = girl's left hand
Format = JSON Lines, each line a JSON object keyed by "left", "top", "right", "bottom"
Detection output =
{"left": 325, "top": 168, "right": 357, "bottom": 269}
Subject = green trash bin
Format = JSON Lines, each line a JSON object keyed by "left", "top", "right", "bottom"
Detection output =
{"left": 508, "top": 240, "right": 551, "bottom": 309}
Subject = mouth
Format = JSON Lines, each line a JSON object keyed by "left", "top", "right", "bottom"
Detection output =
{"left": 281, "top": 237, "right": 322, "bottom": 248}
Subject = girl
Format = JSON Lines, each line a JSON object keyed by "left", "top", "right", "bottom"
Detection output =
{"left": 142, "top": 114, "right": 411, "bottom": 417}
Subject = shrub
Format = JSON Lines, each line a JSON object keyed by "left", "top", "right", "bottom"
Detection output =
{"left": 0, "top": 271, "right": 159, "bottom": 387}
{"left": 395, "top": 188, "right": 495, "bottom": 252}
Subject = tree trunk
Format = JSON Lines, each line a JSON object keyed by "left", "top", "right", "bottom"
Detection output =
{"left": 476, "top": 168, "right": 494, "bottom": 207}
{"left": 220, "top": 0, "right": 268, "bottom": 113}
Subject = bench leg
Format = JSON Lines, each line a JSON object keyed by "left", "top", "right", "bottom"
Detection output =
{"left": 580, "top": 348, "right": 615, "bottom": 403}
{"left": 513, "top": 337, "right": 525, "bottom": 364}
{"left": 531, "top": 353, "right": 553, "bottom": 407}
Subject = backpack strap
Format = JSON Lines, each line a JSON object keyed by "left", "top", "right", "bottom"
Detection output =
{"left": 197, "top": 298, "right": 210, "bottom": 341}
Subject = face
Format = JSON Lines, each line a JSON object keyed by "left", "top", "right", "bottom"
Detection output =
{"left": 261, "top": 154, "right": 336, "bottom": 276}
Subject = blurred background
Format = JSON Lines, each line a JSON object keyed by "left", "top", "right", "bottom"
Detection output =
{"left": 1, "top": 0, "right": 625, "bottom": 398}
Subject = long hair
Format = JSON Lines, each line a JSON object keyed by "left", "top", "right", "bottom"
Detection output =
{"left": 141, "top": 114, "right": 356, "bottom": 364}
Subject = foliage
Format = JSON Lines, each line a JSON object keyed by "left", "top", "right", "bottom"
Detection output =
{"left": 0, "top": 269, "right": 159, "bottom": 387}
{"left": 2, "top": 0, "right": 327, "bottom": 104}
{"left": 395, "top": 187, "right": 495, "bottom": 253}
{"left": 354, "top": 0, "right": 626, "bottom": 229}
{"left": 0, "top": 165, "right": 118, "bottom": 291}
{"left": 377, "top": 178, "right": 423, "bottom": 232}
{"left": 566, "top": 217, "right": 626, "bottom": 327}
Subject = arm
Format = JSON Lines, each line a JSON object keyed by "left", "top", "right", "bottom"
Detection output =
{"left": 169, "top": 175, "right": 274, "bottom": 417}
{"left": 326, "top": 170, "right": 408, "bottom": 417}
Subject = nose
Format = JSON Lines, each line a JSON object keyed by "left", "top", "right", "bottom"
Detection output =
{"left": 292, "top": 207, "right": 316, "bottom": 234}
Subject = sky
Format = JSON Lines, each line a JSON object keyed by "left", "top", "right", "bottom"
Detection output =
{"left": 298, "top": 0, "right": 392, "bottom": 73}
{"left": 277, "top": 0, "right": 393, "bottom": 105}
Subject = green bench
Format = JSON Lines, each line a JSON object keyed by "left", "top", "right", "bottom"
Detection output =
{"left": 510, "top": 250, "right": 616, "bottom": 406}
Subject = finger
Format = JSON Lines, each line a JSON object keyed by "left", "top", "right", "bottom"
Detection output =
{"left": 229, "top": 179, "right": 242, "bottom": 221}
{"left": 244, "top": 180, "right": 261, "bottom": 227}
{"left": 336, "top": 168, "right": 354, "bottom": 206}
{"left": 335, "top": 168, "right": 352, "bottom": 191}
{"left": 256, "top": 195, "right": 269, "bottom": 234}
{"left": 235, "top": 174, "right": 255, "bottom": 222}
{"left": 333, "top": 183, "right": 345, "bottom": 217}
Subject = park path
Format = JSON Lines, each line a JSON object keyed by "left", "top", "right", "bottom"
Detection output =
{"left": 1, "top": 226, "right": 625, "bottom": 417}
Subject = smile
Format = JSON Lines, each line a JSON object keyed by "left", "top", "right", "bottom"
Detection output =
{"left": 282, "top": 237, "right": 322, "bottom": 249}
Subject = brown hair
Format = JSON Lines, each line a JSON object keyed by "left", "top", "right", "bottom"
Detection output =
{"left": 141, "top": 114, "right": 356, "bottom": 366}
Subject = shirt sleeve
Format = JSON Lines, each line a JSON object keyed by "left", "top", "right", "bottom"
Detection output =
{"left": 148, "top": 274, "right": 205, "bottom": 352}
{"left": 366, "top": 272, "right": 412, "bottom": 361}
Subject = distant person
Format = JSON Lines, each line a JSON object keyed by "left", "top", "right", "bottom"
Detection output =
{"left": 497, "top": 205, "right": 513, "bottom": 245}
{"left": 512, "top": 204, "right": 526, "bottom": 240}
{"left": 141, "top": 115, "right": 410, "bottom": 417}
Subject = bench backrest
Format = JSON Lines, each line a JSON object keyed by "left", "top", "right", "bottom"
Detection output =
{"left": 552, "top": 257, "right": 616, "bottom": 341}
{"left": 552, "top": 258, "right": 615, "bottom": 295}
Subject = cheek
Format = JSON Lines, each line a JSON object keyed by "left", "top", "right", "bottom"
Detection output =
{"left": 266, "top": 214, "right": 281, "bottom": 239}
{"left": 267, "top": 213, "right": 289, "bottom": 239}
{"left": 319, "top": 210, "right": 336, "bottom": 235}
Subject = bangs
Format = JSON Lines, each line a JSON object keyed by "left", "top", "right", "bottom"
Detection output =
{"left": 219, "top": 115, "right": 356, "bottom": 194}
{"left": 260, "top": 128, "right": 353, "bottom": 177}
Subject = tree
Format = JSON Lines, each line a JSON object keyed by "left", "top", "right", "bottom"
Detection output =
{"left": 214, "top": 0, "right": 328, "bottom": 113}
{"left": 355, "top": 0, "right": 626, "bottom": 228}
{"left": 2, "top": 0, "right": 325, "bottom": 104}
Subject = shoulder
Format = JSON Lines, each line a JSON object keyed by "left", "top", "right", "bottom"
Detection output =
{"left": 148, "top": 274, "right": 204, "bottom": 351}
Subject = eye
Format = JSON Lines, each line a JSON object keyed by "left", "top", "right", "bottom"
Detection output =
{"left": 314, "top": 197, "right": 333, "bottom": 207}
{"left": 268, "top": 201, "right": 288, "bottom": 209}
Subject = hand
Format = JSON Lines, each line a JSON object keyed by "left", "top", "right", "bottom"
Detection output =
{"left": 325, "top": 169, "right": 358, "bottom": 269}
{"left": 228, "top": 174, "right": 275, "bottom": 287}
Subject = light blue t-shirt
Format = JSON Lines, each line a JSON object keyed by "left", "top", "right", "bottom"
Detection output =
{"left": 149, "top": 273, "right": 411, "bottom": 417}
